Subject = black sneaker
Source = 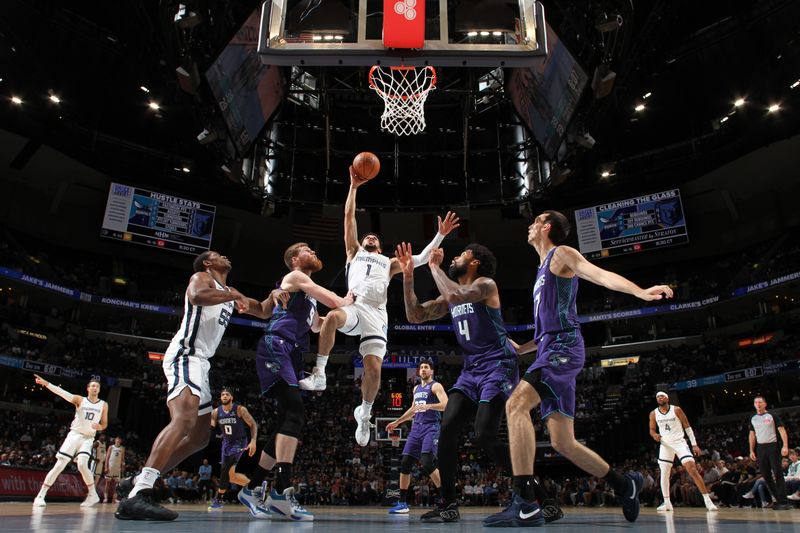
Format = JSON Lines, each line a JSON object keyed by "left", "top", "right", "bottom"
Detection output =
{"left": 620, "top": 472, "right": 643, "bottom": 523}
{"left": 115, "top": 490, "right": 178, "bottom": 521}
{"left": 420, "top": 501, "right": 460, "bottom": 522}
{"left": 772, "top": 503, "right": 793, "bottom": 510}
{"left": 116, "top": 476, "right": 134, "bottom": 499}
{"left": 541, "top": 498, "right": 564, "bottom": 523}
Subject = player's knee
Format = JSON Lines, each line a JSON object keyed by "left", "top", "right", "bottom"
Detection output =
{"left": 550, "top": 435, "right": 575, "bottom": 455}
{"left": 506, "top": 393, "right": 530, "bottom": 417}
{"left": 280, "top": 400, "right": 305, "bottom": 438}
{"left": 420, "top": 453, "right": 436, "bottom": 476}
{"left": 323, "top": 309, "right": 346, "bottom": 330}
{"left": 400, "top": 455, "right": 415, "bottom": 475}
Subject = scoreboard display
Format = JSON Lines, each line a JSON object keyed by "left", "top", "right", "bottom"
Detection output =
{"left": 101, "top": 182, "right": 216, "bottom": 255}
{"left": 575, "top": 189, "right": 688, "bottom": 260}
{"left": 387, "top": 391, "right": 405, "bottom": 413}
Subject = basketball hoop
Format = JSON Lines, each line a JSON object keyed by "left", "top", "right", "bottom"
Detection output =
{"left": 368, "top": 65, "right": 437, "bottom": 136}
{"left": 389, "top": 432, "right": 401, "bottom": 448}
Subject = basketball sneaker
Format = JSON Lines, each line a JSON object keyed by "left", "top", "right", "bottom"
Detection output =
{"left": 389, "top": 501, "right": 410, "bottom": 514}
{"left": 207, "top": 497, "right": 224, "bottom": 511}
{"left": 80, "top": 489, "right": 100, "bottom": 507}
{"left": 354, "top": 405, "right": 374, "bottom": 447}
{"left": 115, "top": 490, "right": 178, "bottom": 521}
{"left": 116, "top": 476, "right": 134, "bottom": 499}
{"left": 541, "top": 498, "right": 564, "bottom": 523}
{"left": 32, "top": 497, "right": 46, "bottom": 508}
{"left": 298, "top": 367, "right": 326, "bottom": 391}
{"left": 657, "top": 500, "right": 673, "bottom": 512}
{"left": 705, "top": 500, "right": 718, "bottom": 511}
{"left": 267, "top": 487, "right": 314, "bottom": 521}
{"left": 620, "top": 471, "right": 643, "bottom": 523}
{"left": 483, "top": 494, "right": 544, "bottom": 528}
{"left": 420, "top": 501, "right": 460, "bottom": 523}
{"left": 238, "top": 487, "right": 270, "bottom": 519}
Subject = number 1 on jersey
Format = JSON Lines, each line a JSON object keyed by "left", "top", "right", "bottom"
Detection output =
{"left": 458, "top": 320, "right": 471, "bottom": 341}
{"left": 365, "top": 264, "right": 372, "bottom": 278}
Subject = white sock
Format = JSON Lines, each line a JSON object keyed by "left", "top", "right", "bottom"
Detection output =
{"left": 129, "top": 467, "right": 160, "bottom": 498}
{"left": 37, "top": 485, "right": 50, "bottom": 499}
{"left": 360, "top": 399, "right": 373, "bottom": 417}
{"left": 702, "top": 493, "right": 712, "bottom": 502}
{"left": 316, "top": 355, "right": 329, "bottom": 371}
{"left": 660, "top": 465, "right": 672, "bottom": 503}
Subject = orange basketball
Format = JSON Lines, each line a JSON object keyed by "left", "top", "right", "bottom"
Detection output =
{"left": 353, "top": 152, "right": 380, "bottom": 180}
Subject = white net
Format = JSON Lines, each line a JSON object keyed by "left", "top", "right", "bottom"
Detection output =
{"left": 369, "top": 66, "right": 437, "bottom": 136}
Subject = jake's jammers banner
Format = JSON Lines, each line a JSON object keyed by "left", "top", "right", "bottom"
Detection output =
{"left": 575, "top": 189, "right": 688, "bottom": 260}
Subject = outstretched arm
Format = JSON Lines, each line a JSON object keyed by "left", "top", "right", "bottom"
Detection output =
{"left": 282, "top": 271, "right": 354, "bottom": 309}
{"left": 241, "top": 289, "right": 290, "bottom": 319}
{"left": 187, "top": 272, "right": 249, "bottom": 311}
{"left": 386, "top": 389, "right": 418, "bottom": 432}
{"left": 344, "top": 166, "right": 367, "bottom": 260}
{"left": 34, "top": 374, "right": 81, "bottom": 407}
{"left": 554, "top": 246, "right": 674, "bottom": 301}
{"left": 396, "top": 243, "right": 450, "bottom": 323}
{"left": 409, "top": 212, "right": 460, "bottom": 268}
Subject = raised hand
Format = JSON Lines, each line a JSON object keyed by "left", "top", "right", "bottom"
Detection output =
{"left": 395, "top": 242, "right": 414, "bottom": 277}
{"left": 34, "top": 374, "right": 48, "bottom": 387}
{"left": 428, "top": 247, "right": 444, "bottom": 268}
{"left": 349, "top": 165, "right": 368, "bottom": 188}
{"left": 438, "top": 211, "right": 460, "bottom": 236}
{"left": 636, "top": 284, "right": 674, "bottom": 301}
{"left": 270, "top": 288, "right": 290, "bottom": 309}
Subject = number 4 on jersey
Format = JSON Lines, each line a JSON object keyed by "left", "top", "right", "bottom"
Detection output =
{"left": 458, "top": 320, "right": 471, "bottom": 341}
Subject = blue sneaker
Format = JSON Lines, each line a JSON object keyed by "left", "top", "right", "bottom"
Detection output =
{"left": 620, "top": 471, "right": 643, "bottom": 523}
{"left": 207, "top": 497, "right": 224, "bottom": 511}
{"left": 267, "top": 487, "right": 314, "bottom": 521}
{"left": 483, "top": 495, "right": 544, "bottom": 527}
{"left": 389, "top": 501, "right": 410, "bottom": 514}
{"left": 237, "top": 487, "right": 270, "bottom": 519}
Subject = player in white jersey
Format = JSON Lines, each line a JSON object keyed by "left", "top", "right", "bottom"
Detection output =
{"left": 649, "top": 391, "right": 717, "bottom": 511}
{"left": 117, "top": 250, "right": 285, "bottom": 521}
{"left": 299, "top": 165, "right": 460, "bottom": 447}
{"left": 104, "top": 437, "right": 126, "bottom": 503}
{"left": 32, "top": 374, "right": 107, "bottom": 508}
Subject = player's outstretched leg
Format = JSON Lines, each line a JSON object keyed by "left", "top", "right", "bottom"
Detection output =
{"left": 299, "top": 309, "right": 346, "bottom": 391}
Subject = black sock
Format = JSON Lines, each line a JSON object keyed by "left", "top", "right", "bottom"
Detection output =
{"left": 603, "top": 469, "right": 629, "bottom": 497}
{"left": 532, "top": 478, "right": 553, "bottom": 503}
{"left": 400, "top": 488, "right": 408, "bottom": 502}
{"left": 512, "top": 475, "right": 536, "bottom": 501}
{"left": 247, "top": 466, "right": 269, "bottom": 490}
{"left": 276, "top": 463, "right": 292, "bottom": 493}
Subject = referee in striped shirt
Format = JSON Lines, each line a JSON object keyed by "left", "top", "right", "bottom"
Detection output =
{"left": 749, "top": 395, "right": 791, "bottom": 510}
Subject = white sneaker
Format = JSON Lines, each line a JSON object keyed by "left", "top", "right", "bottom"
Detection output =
{"left": 33, "top": 497, "right": 46, "bottom": 508}
{"left": 354, "top": 405, "right": 373, "bottom": 447}
{"left": 742, "top": 491, "right": 755, "bottom": 499}
{"left": 267, "top": 487, "right": 313, "bottom": 521}
{"left": 657, "top": 501, "right": 673, "bottom": 512}
{"left": 705, "top": 501, "right": 718, "bottom": 511}
{"left": 787, "top": 492, "right": 800, "bottom": 501}
{"left": 238, "top": 486, "right": 270, "bottom": 519}
{"left": 298, "top": 367, "right": 327, "bottom": 391}
{"left": 80, "top": 489, "right": 100, "bottom": 508}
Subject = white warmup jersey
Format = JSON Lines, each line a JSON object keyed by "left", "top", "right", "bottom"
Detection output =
{"left": 107, "top": 444, "right": 125, "bottom": 475}
{"left": 654, "top": 406, "right": 685, "bottom": 444}
{"left": 69, "top": 398, "right": 105, "bottom": 438}
{"left": 346, "top": 249, "right": 392, "bottom": 306}
{"left": 166, "top": 278, "right": 234, "bottom": 360}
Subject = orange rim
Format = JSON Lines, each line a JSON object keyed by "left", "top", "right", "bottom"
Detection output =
{"left": 368, "top": 65, "right": 437, "bottom": 101}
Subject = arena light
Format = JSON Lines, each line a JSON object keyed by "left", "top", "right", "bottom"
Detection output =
{"left": 792, "top": 80, "right": 800, "bottom": 89}
{"left": 734, "top": 98, "right": 745, "bottom": 107}
{"left": 720, "top": 116, "right": 729, "bottom": 123}
{"left": 140, "top": 85, "right": 150, "bottom": 93}
{"left": 148, "top": 101, "right": 160, "bottom": 110}
{"left": 334, "top": 35, "right": 344, "bottom": 40}
{"left": 492, "top": 31, "right": 502, "bottom": 36}
{"left": 480, "top": 31, "right": 490, "bottom": 36}
{"left": 10, "top": 96, "right": 22, "bottom": 105}
{"left": 467, "top": 31, "right": 478, "bottom": 37}
{"left": 643, "top": 92, "right": 652, "bottom": 99}
{"left": 634, "top": 103, "right": 645, "bottom": 112}
{"left": 768, "top": 103, "right": 781, "bottom": 113}
{"left": 48, "top": 94, "right": 61, "bottom": 104}
{"left": 601, "top": 171, "right": 610, "bottom": 178}
{"left": 181, "top": 167, "right": 191, "bottom": 173}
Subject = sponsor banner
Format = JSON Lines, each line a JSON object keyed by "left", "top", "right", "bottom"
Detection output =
{"left": 672, "top": 359, "right": 800, "bottom": 391}
{"left": 354, "top": 354, "right": 438, "bottom": 369}
{"left": 0, "top": 466, "right": 87, "bottom": 498}
{"left": 0, "top": 354, "right": 117, "bottom": 386}
{"left": 2, "top": 265, "right": 800, "bottom": 332}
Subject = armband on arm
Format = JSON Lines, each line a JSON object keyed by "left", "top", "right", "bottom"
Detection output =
{"left": 46, "top": 383, "right": 75, "bottom": 403}
{"left": 685, "top": 427, "right": 697, "bottom": 446}
{"left": 411, "top": 232, "right": 445, "bottom": 267}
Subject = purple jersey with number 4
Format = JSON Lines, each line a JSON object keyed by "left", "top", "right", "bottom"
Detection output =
{"left": 532, "top": 247, "right": 580, "bottom": 342}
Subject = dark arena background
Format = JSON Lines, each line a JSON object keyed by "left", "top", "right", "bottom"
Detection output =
{"left": 1, "top": 0, "right": 800, "bottom": 531}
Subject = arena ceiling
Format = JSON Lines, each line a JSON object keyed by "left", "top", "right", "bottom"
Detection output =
{"left": 1, "top": 0, "right": 799, "bottom": 212}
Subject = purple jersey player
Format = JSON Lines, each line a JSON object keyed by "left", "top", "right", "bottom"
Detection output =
{"left": 396, "top": 242, "right": 517, "bottom": 523}
{"left": 208, "top": 387, "right": 257, "bottom": 510}
{"left": 386, "top": 360, "right": 448, "bottom": 514}
{"left": 238, "top": 242, "right": 353, "bottom": 522}
{"left": 484, "top": 210, "right": 673, "bottom": 528}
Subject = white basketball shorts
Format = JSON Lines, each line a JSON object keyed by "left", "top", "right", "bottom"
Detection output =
{"left": 338, "top": 300, "right": 389, "bottom": 358}
{"left": 659, "top": 440, "right": 694, "bottom": 465}
{"left": 163, "top": 344, "right": 213, "bottom": 416}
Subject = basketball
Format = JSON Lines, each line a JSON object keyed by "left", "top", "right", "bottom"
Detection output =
{"left": 353, "top": 152, "right": 380, "bottom": 180}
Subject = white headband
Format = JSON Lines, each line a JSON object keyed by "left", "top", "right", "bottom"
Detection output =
{"left": 656, "top": 391, "right": 669, "bottom": 399}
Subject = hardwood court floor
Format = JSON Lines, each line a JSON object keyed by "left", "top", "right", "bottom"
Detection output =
{"left": 1, "top": 502, "right": 798, "bottom": 532}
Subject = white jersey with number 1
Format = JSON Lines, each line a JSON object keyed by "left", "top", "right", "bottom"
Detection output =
{"left": 654, "top": 405, "right": 685, "bottom": 444}
{"left": 70, "top": 397, "right": 106, "bottom": 438}
{"left": 346, "top": 248, "right": 392, "bottom": 306}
